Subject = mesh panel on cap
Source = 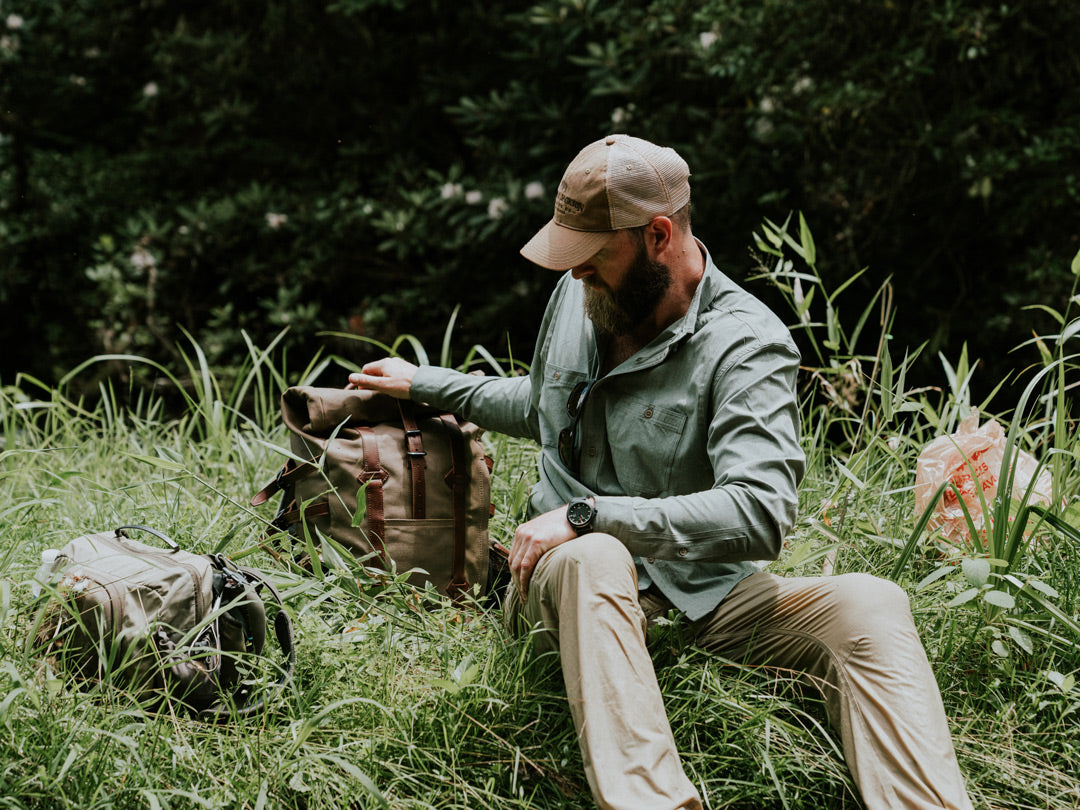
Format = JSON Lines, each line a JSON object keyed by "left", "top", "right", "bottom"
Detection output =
{"left": 607, "top": 138, "right": 691, "bottom": 229}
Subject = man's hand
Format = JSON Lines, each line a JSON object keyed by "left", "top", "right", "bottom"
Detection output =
{"left": 347, "top": 358, "right": 419, "bottom": 399}
{"left": 510, "top": 506, "right": 579, "bottom": 601}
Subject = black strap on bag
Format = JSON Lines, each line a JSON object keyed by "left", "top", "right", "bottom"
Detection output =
{"left": 116, "top": 523, "right": 179, "bottom": 549}
{"left": 203, "top": 560, "right": 296, "bottom": 720}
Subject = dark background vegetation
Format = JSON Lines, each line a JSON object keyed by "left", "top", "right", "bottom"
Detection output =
{"left": 2, "top": 0, "right": 1078, "bottom": 403}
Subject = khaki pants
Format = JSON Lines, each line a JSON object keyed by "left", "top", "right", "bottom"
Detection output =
{"left": 504, "top": 533, "right": 974, "bottom": 810}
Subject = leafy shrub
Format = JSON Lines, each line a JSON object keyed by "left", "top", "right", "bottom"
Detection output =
{"left": 2, "top": 0, "right": 1078, "bottom": 403}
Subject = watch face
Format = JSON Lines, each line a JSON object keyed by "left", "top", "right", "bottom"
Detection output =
{"left": 567, "top": 500, "right": 593, "bottom": 526}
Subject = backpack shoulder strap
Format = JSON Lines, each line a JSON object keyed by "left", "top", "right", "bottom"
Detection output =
{"left": 201, "top": 562, "right": 296, "bottom": 721}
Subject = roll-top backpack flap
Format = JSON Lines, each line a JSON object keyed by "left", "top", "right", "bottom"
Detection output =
{"left": 282, "top": 385, "right": 413, "bottom": 433}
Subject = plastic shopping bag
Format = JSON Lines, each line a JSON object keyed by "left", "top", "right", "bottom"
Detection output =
{"left": 914, "top": 409, "right": 1053, "bottom": 547}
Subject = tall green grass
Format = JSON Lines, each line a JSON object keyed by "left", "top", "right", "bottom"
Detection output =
{"left": 1, "top": 226, "right": 1078, "bottom": 808}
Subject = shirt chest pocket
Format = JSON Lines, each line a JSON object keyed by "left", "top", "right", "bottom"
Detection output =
{"left": 538, "top": 365, "right": 588, "bottom": 451}
{"left": 605, "top": 395, "right": 687, "bottom": 497}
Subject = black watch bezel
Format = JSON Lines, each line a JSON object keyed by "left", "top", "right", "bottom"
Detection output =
{"left": 566, "top": 497, "right": 596, "bottom": 535}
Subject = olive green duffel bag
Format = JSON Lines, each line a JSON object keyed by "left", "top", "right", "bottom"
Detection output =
{"left": 32, "top": 525, "right": 295, "bottom": 718}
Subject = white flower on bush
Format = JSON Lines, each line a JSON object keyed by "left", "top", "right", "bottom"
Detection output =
{"left": 465, "top": 190, "right": 483, "bottom": 205}
{"left": 753, "top": 118, "right": 775, "bottom": 140}
{"left": 1, "top": 35, "right": 18, "bottom": 54}
{"left": 611, "top": 102, "right": 637, "bottom": 126}
{"left": 142, "top": 82, "right": 159, "bottom": 98}
{"left": 524, "top": 181, "right": 544, "bottom": 200}
{"left": 129, "top": 246, "right": 156, "bottom": 271}
{"left": 6, "top": 14, "right": 24, "bottom": 30}
{"left": 265, "top": 212, "right": 288, "bottom": 229}
{"left": 793, "top": 76, "right": 814, "bottom": 95}
{"left": 487, "top": 197, "right": 508, "bottom": 220}
{"left": 699, "top": 31, "right": 718, "bottom": 49}
{"left": 440, "top": 182, "right": 463, "bottom": 200}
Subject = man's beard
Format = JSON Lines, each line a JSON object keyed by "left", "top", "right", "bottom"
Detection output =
{"left": 583, "top": 242, "right": 672, "bottom": 337}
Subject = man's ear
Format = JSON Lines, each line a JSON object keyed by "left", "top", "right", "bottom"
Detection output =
{"left": 645, "top": 216, "right": 675, "bottom": 257}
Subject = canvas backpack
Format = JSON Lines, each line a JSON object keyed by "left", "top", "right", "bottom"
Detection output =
{"left": 251, "top": 386, "right": 508, "bottom": 603}
{"left": 33, "top": 526, "right": 295, "bottom": 718}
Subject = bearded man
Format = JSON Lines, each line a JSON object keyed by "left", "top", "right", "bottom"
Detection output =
{"left": 349, "top": 135, "right": 973, "bottom": 810}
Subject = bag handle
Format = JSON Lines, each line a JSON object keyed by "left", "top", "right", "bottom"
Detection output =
{"left": 115, "top": 525, "right": 179, "bottom": 550}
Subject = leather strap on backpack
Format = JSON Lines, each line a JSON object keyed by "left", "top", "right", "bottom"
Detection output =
{"left": 398, "top": 401, "right": 427, "bottom": 520}
{"left": 269, "top": 500, "right": 330, "bottom": 532}
{"left": 357, "top": 426, "right": 389, "bottom": 561}
{"left": 439, "top": 414, "right": 470, "bottom": 600}
{"left": 250, "top": 457, "right": 318, "bottom": 507}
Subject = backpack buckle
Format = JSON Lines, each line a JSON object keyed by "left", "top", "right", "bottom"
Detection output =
{"left": 405, "top": 428, "right": 426, "bottom": 458}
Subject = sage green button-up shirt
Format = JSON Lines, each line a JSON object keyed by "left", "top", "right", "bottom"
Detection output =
{"left": 411, "top": 243, "right": 804, "bottom": 620}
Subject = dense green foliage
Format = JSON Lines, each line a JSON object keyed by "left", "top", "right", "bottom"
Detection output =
{"left": 2, "top": 0, "right": 1079, "bottom": 397}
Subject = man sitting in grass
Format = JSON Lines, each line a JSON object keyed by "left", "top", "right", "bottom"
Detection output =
{"left": 349, "top": 135, "right": 974, "bottom": 810}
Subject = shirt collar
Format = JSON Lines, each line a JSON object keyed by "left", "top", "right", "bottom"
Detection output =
{"left": 667, "top": 238, "right": 719, "bottom": 342}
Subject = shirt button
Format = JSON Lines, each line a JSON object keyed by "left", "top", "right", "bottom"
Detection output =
{"left": 677, "top": 548, "right": 688, "bottom": 557}
{"left": 587, "top": 446, "right": 596, "bottom": 457}
{"left": 644, "top": 408, "right": 654, "bottom": 418}
{"left": 647, "top": 557, "right": 655, "bottom": 564}
{"left": 553, "top": 371, "right": 560, "bottom": 381}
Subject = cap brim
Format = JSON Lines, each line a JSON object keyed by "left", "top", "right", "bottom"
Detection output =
{"left": 520, "top": 219, "right": 616, "bottom": 271}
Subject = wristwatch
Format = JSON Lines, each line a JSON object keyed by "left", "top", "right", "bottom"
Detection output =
{"left": 566, "top": 497, "right": 596, "bottom": 535}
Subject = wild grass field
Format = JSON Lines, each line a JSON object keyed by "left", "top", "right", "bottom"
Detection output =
{"left": 2, "top": 220, "right": 1078, "bottom": 809}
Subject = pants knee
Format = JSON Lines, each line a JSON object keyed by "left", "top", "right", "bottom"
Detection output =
{"left": 539, "top": 532, "right": 634, "bottom": 581}
{"left": 833, "top": 573, "right": 914, "bottom": 639}
{"left": 531, "top": 533, "right": 641, "bottom": 613}
{"left": 508, "top": 533, "right": 642, "bottom": 645}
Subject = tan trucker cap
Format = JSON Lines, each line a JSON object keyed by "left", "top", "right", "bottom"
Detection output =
{"left": 520, "top": 134, "right": 691, "bottom": 270}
